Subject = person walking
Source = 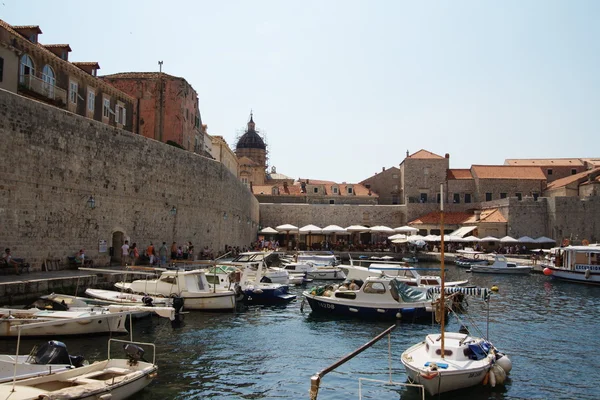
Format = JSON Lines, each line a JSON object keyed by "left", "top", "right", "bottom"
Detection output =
{"left": 158, "top": 242, "right": 168, "bottom": 266}
{"left": 129, "top": 243, "right": 139, "bottom": 266}
{"left": 147, "top": 242, "right": 155, "bottom": 265}
{"left": 121, "top": 240, "right": 130, "bottom": 266}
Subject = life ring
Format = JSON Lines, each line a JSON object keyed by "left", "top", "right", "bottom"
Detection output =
{"left": 562, "top": 239, "right": 570, "bottom": 247}
{"left": 582, "top": 239, "right": 590, "bottom": 246}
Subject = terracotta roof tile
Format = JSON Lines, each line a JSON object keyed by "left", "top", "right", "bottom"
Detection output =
{"left": 447, "top": 169, "right": 473, "bottom": 180}
{"left": 462, "top": 208, "right": 507, "bottom": 223}
{"left": 407, "top": 149, "right": 444, "bottom": 159}
{"left": 471, "top": 165, "right": 546, "bottom": 180}
{"left": 298, "top": 178, "right": 337, "bottom": 185}
{"left": 42, "top": 44, "right": 72, "bottom": 50}
{"left": 409, "top": 211, "right": 472, "bottom": 225}
{"left": 101, "top": 72, "right": 183, "bottom": 80}
{"left": 72, "top": 62, "right": 100, "bottom": 68}
{"left": 505, "top": 158, "right": 585, "bottom": 167}
{"left": 546, "top": 167, "right": 600, "bottom": 189}
{"left": 12, "top": 25, "right": 42, "bottom": 33}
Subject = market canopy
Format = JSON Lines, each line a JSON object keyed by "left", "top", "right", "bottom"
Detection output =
{"left": 449, "top": 226, "right": 478, "bottom": 238}
{"left": 299, "top": 224, "right": 322, "bottom": 234}
{"left": 275, "top": 224, "right": 299, "bottom": 233}
{"left": 259, "top": 227, "right": 278, "bottom": 234}
{"left": 500, "top": 236, "right": 518, "bottom": 243}
{"left": 394, "top": 225, "right": 419, "bottom": 233}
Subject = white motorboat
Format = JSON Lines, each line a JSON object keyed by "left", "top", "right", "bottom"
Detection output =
{"left": 115, "top": 269, "right": 236, "bottom": 311}
{"left": 0, "top": 315, "right": 158, "bottom": 400}
{"left": 455, "top": 249, "right": 489, "bottom": 268}
{"left": 543, "top": 245, "right": 600, "bottom": 284}
{"left": 84, "top": 288, "right": 172, "bottom": 306}
{"left": 343, "top": 263, "right": 469, "bottom": 289}
{"left": 469, "top": 254, "right": 531, "bottom": 274}
{"left": 0, "top": 308, "right": 128, "bottom": 337}
{"left": 295, "top": 251, "right": 339, "bottom": 267}
{"left": 302, "top": 276, "right": 435, "bottom": 320}
{"left": 0, "top": 341, "right": 85, "bottom": 384}
{"left": 401, "top": 186, "right": 511, "bottom": 396}
{"left": 280, "top": 261, "right": 347, "bottom": 280}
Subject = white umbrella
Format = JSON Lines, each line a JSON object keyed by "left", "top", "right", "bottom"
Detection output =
{"left": 480, "top": 236, "right": 500, "bottom": 242}
{"left": 500, "top": 236, "right": 518, "bottom": 243}
{"left": 322, "top": 225, "right": 347, "bottom": 234}
{"left": 535, "top": 236, "right": 556, "bottom": 244}
{"left": 259, "top": 227, "right": 278, "bottom": 234}
{"left": 424, "top": 235, "right": 440, "bottom": 242}
{"left": 276, "top": 224, "right": 299, "bottom": 247}
{"left": 299, "top": 224, "right": 322, "bottom": 234}
{"left": 392, "top": 238, "right": 409, "bottom": 244}
{"left": 369, "top": 225, "right": 395, "bottom": 234}
{"left": 462, "top": 235, "right": 481, "bottom": 242}
{"left": 414, "top": 240, "right": 427, "bottom": 247}
{"left": 388, "top": 233, "right": 407, "bottom": 240}
{"left": 407, "top": 234, "right": 426, "bottom": 242}
{"left": 394, "top": 225, "right": 419, "bottom": 233}
{"left": 445, "top": 235, "right": 463, "bottom": 242}
{"left": 345, "top": 225, "right": 369, "bottom": 232}
{"left": 518, "top": 236, "right": 537, "bottom": 243}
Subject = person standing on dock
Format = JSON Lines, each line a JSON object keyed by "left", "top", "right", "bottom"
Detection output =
{"left": 121, "top": 240, "right": 130, "bottom": 266}
{"left": 159, "top": 242, "right": 168, "bottom": 266}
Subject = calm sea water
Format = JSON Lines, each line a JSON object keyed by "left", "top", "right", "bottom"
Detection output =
{"left": 2, "top": 263, "right": 600, "bottom": 399}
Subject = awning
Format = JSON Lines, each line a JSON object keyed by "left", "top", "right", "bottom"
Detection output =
{"left": 449, "top": 226, "right": 477, "bottom": 238}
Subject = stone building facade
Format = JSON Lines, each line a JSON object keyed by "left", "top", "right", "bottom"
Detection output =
{"left": 235, "top": 114, "right": 267, "bottom": 187}
{"left": 504, "top": 158, "right": 589, "bottom": 183}
{"left": 400, "top": 150, "right": 450, "bottom": 204}
{"left": 0, "top": 19, "right": 135, "bottom": 132}
{"left": 254, "top": 179, "right": 377, "bottom": 205}
{"left": 359, "top": 166, "right": 402, "bottom": 205}
{"left": 210, "top": 135, "right": 239, "bottom": 178}
{"left": 0, "top": 89, "right": 258, "bottom": 270}
{"left": 101, "top": 72, "right": 204, "bottom": 155}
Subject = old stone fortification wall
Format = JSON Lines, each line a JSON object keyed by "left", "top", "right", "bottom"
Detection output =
{"left": 0, "top": 89, "right": 259, "bottom": 270}
{"left": 259, "top": 203, "right": 406, "bottom": 230}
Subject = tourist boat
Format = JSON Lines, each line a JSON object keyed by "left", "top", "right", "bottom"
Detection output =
{"left": 455, "top": 249, "right": 489, "bottom": 268}
{"left": 468, "top": 254, "right": 531, "bottom": 274}
{"left": 115, "top": 269, "right": 236, "bottom": 311}
{"left": 302, "top": 276, "right": 435, "bottom": 320}
{"left": 543, "top": 245, "right": 600, "bottom": 284}
{"left": 401, "top": 186, "right": 512, "bottom": 396}
{"left": 207, "top": 263, "right": 296, "bottom": 305}
{"left": 0, "top": 315, "right": 158, "bottom": 400}
{"left": 0, "top": 341, "right": 85, "bottom": 384}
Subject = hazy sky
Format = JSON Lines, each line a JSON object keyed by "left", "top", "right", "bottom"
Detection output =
{"left": 4, "top": 1, "right": 599, "bottom": 183}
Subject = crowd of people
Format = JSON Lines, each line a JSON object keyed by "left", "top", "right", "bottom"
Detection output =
{"left": 120, "top": 240, "right": 198, "bottom": 266}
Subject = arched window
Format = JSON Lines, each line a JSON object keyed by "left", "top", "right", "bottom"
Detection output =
{"left": 42, "top": 65, "right": 56, "bottom": 98}
{"left": 19, "top": 54, "right": 35, "bottom": 84}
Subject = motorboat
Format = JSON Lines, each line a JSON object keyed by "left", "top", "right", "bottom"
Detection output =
{"left": 296, "top": 251, "right": 339, "bottom": 267}
{"left": 115, "top": 269, "right": 236, "bottom": 311}
{"left": 343, "top": 263, "right": 470, "bottom": 289}
{"left": 0, "top": 307, "right": 129, "bottom": 337}
{"left": 0, "top": 315, "right": 158, "bottom": 400}
{"left": 279, "top": 261, "right": 347, "bottom": 280}
{"left": 543, "top": 245, "right": 600, "bottom": 284}
{"left": 468, "top": 254, "right": 531, "bottom": 274}
{"left": 0, "top": 341, "right": 85, "bottom": 384}
{"left": 302, "top": 277, "right": 435, "bottom": 320}
{"left": 455, "top": 249, "right": 489, "bottom": 268}
{"left": 207, "top": 263, "right": 296, "bottom": 305}
{"left": 401, "top": 187, "right": 511, "bottom": 396}
{"left": 84, "top": 288, "right": 172, "bottom": 306}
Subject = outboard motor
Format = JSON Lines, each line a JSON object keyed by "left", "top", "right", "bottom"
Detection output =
{"left": 170, "top": 296, "right": 185, "bottom": 328}
{"left": 123, "top": 343, "right": 146, "bottom": 365}
{"left": 35, "top": 341, "right": 85, "bottom": 367}
{"left": 141, "top": 295, "right": 154, "bottom": 307}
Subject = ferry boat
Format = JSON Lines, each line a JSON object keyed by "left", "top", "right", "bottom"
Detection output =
{"left": 543, "top": 245, "right": 600, "bottom": 284}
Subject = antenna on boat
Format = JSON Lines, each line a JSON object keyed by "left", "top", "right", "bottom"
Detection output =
{"left": 440, "top": 183, "right": 446, "bottom": 359}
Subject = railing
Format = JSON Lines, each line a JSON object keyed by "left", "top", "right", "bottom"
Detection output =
{"left": 21, "top": 74, "right": 67, "bottom": 104}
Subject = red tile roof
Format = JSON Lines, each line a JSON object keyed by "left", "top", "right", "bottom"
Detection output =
{"left": 447, "top": 169, "right": 473, "bottom": 180}
{"left": 42, "top": 44, "right": 72, "bottom": 50}
{"left": 471, "top": 165, "right": 546, "bottom": 180}
{"left": 409, "top": 211, "right": 473, "bottom": 225}
{"left": 407, "top": 149, "right": 444, "bottom": 159}
{"left": 72, "top": 62, "right": 100, "bottom": 68}
{"left": 12, "top": 25, "right": 42, "bottom": 33}
{"left": 101, "top": 72, "right": 183, "bottom": 81}
{"left": 546, "top": 167, "right": 600, "bottom": 190}
{"left": 505, "top": 158, "right": 584, "bottom": 167}
{"left": 462, "top": 208, "right": 507, "bottom": 223}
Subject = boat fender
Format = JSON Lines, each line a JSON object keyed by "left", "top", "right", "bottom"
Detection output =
{"left": 492, "top": 364, "right": 506, "bottom": 385}
{"left": 495, "top": 353, "right": 512, "bottom": 374}
{"left": 482, "top": 371, "right": 489, "bottom": 386}
{"left": 98, "top": 394, "right": 113, "bottom": 400}
{"left": 585, "top": 269, "right": 591, "bottom": 279}
{"left": 489, "top": 367, "right": 496, "bottom": 387}
{"left": 420, "top": 371, "right": 439, "bottom": 379}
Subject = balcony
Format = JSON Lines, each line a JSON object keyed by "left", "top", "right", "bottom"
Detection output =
{"left": 20, "top": 74, "right": 67, "bottom": 105}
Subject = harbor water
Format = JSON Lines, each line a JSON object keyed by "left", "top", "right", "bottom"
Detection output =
{"left": 2, "top": 262, "right": 599, "bottom": 399}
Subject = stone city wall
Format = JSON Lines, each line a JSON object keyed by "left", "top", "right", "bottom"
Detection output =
{"left": 0, "top": 89, "right": 259, "bottom": 270}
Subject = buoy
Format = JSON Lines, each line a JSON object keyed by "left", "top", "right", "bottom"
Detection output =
{"left": 489, "top": 367, "right": 496, "bottom": 387}
{"left": 492, "top": 364, "right": 506, "bottom": 385}
{"left": 543, "top": 268, "right": 553, "bottom": 276}
{"left": 496, "top": 354, "right": 512, "bottom": 374}
{"left": 482, "top": 371, "right": 489, "bottom": 386}
{"left": 396, "top": 312, "right": 402, "bottom": 319}
{"left": 491, "top": 285, "right": 499, "bottom": 292}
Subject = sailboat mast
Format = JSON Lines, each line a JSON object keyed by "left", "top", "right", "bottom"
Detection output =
{"left": 440, "top": 183, "right": 445, "bottom": 358}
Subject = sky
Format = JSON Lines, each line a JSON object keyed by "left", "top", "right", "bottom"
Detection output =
{"left": 3, "top": 1, "right": 600, "bottom": 183}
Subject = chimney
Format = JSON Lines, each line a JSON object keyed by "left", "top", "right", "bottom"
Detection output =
{"left": 382, "top": 167, "right": 385, "bottom": 172}
{"left": 445, "top": 153, "right": 450, "bottom": 159}
{"left": 474, "top": 210, "right": 481, "bottom": 221}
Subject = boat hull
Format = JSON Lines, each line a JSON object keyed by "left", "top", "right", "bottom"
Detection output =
{"left": 469, "top": 266, "right": 531, "bottom": 274}
{"left": 403, "top": 360, "right": 490, "bottom": 396}
{"left": 303, "top": 294, "right": 431, "bottom": 320}
{"left": 176, "top": 292, "right": 237, "bottom": 311}
{"left": 547, "top": 267, "right": 600, "bottom": 284}
{"left": 242, "top": 285, "right": 296, "bottom": 305}
{"left": 307, "top": 269, "right": 346, "bottom": 280}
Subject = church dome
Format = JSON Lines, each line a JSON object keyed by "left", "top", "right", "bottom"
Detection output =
{"left": 236, "top": 113, "right": 266, "bottom": 150}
